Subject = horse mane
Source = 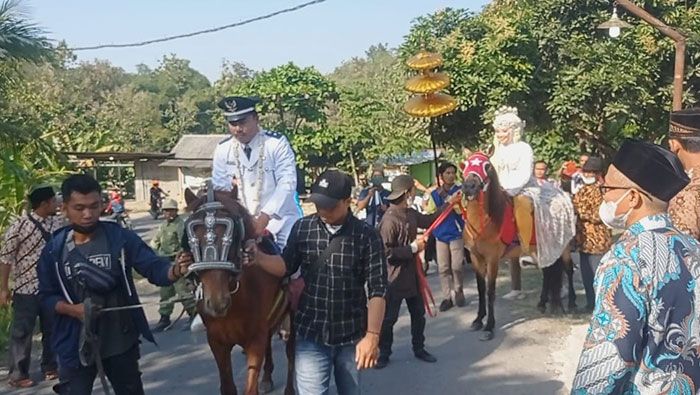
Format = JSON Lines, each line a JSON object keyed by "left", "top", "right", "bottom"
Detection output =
{"left": 484, "top": 165, "right": 506, "bottom": 227}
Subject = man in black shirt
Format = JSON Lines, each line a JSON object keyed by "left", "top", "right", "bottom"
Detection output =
{"left": 38, "top": 174, "right": 191, "bottom": 395}
{"left": 252, "top": 170, "right": 387, "bottom": 394}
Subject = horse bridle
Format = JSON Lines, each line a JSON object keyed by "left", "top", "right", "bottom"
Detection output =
{"left": 185, "top": 184, "right": 246, "bottom": 275}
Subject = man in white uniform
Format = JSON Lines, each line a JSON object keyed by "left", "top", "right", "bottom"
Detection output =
{"left": 212, "top": 96, "right": 301, "bottom": 249}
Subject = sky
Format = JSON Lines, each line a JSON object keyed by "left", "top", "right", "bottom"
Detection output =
{"left": 27, "top": 0, "right": 490, "bottom": 82}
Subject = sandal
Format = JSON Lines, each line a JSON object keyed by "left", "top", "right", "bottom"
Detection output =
{"left": 8, "top": 378, "right": 35, "bottom": 388}
{"left": 44, "top": 371, "right": 59, "bottom": 381}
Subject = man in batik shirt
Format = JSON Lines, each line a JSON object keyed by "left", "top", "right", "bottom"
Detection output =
{"left": 572, "top": 140, "right": 700, "bottom": 394}
{"left": 668, "top": 107, "right": 700, "bottom": 240}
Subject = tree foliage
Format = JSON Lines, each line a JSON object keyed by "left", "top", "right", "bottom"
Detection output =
{"left": 400, "top": 1, "right": 700, "bottom": 163}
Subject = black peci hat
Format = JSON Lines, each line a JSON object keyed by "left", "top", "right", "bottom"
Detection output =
{"left": 611, "top": 139, "right": 689, "bottom": 202}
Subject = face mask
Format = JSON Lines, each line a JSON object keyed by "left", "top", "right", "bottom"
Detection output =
{"left": 72, "top": 223, "right": 99, "bottom": 235}
{"left": 582, "top": 176, "right": 597, "bottom": 185}
{"left": 370, "top": 176, "right": 384, "bottom": 187}
{"left": 598, "top": 190, "right": 632, "bottom": 229}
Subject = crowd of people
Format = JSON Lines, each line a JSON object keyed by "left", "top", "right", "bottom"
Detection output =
{"left": 1, "top": 95, "right": 700, "bottom": 394}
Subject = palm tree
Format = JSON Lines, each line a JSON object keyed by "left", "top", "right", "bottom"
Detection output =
{"left": 0, "top": 0, "right": 56, "bottom": 226}
{"left": 0, "top": 0, "right": 50, "bottom": 62}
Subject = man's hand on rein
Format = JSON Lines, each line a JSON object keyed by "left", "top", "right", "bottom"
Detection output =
{"left": 447, "top": 191, "right": 463, "bottom": 205}
{"left": 242, "top": 240, "right": 258, "bottom": 267}
{"left": 170, "top": 252, "right": 193, "bottom": 281}
{"left": 254, "top": 213, "right": 271, "bottom": 236}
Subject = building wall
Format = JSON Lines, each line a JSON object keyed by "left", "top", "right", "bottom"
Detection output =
{"left": 134, "top": 161, "right": 179, "bottom": 203}
{"left": 410, "top": 162, "right": 437, "bottom": 188}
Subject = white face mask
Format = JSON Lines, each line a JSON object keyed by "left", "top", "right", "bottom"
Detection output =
{"left": 598, "top": 190, "right": 632, "bottom": 229}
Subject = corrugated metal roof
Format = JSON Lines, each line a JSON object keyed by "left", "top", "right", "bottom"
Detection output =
{"left": 160, "top": 159, "right": 211, "bottom": 168}
{"left": 169, "top": 134, "right": 229, "bottom": 159}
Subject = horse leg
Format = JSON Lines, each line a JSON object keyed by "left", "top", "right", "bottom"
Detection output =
{"left": 471, "top": 270, "right": 486, "bottom": 331}
{"left": 284, "top": 313, "right": 296, "bottom": 395}
{"left": 210, "top": 341, "right": 237, "bottom": 395}
{"left": 564, "top": 257, "right": 577, "bottom": 312}
{"left": 480, "top": 259, "right": 497, "bottom": 341}
{"left": 260, "top": 334, "right": 274, "bottom": 394}
{"left": 538, "top": 265, "right": 550, "bottom": 313}
{"left": 243, "top": 333, "right": 267, "bottom": 395}
{"left": 548, "top": 259, "right": 564, "bottom": 315}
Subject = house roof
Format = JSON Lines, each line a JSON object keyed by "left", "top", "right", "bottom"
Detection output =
{"left": 160, "top": 134, "right": 229, "bottom": 168}
{"left": 169, "top": 134, "right": 229, "bottom": 159}
{"left": 64, "top": 151, "right": 174, "bottom": 161}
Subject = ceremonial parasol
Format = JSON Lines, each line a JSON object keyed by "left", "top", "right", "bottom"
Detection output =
{"left": 403, "top": 50, "right": 458, "bottom": 186}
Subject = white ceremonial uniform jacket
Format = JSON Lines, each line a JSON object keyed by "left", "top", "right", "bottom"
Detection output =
{"left": 212, "top": 130, "right": 301, "bottom": 248}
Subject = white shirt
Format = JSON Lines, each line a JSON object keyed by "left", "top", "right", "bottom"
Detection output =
{"left": 491, "top": 141, "right": 535, "bottom": 196}
{"left": 212, "top": 130, "right": 301, "bottom": 247}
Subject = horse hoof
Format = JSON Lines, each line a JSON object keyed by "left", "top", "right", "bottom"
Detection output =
{"left": 479, "top": 331, "right": 494, "bottom": 341}
{"left": 260, "top": 380, "right": 273, "bottom": 394}
{"left": 549, "top": 305, "right": 564, "bottom": 316}
{"left": 470, "top": 321, "right": 484, "bottom": 331}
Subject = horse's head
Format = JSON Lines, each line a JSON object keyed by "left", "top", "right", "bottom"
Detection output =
{"left": 183, "top": 187, "right": 255, "bottom": 317}
{"left": 461, "top": 152, "right": 493, "bottom": 200}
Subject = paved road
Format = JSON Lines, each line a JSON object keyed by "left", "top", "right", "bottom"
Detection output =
{"left": 3, "top": 213, "right": 574, "bottom": 395}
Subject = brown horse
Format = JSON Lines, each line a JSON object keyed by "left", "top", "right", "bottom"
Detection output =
{"left": 460, "top": 156, "right": 575, "bottom": 341}
{"left": 184, "top": 188, "right": 294, "bottom": 395}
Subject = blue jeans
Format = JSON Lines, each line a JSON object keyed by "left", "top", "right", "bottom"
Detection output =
{"left": 295, "top": 337, "right": 360, "bottom": 395}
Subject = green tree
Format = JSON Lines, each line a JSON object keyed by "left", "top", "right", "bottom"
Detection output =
{"left": 400, "top": 2, "right": 700, "bottom": 163}
{"left": 234, "top": 63, "right": 338, "bottom": 168}
{"left": 0, "top": 0, "right": 61, "bottom": 227}
{"left": 328, "top": 45, "right": 431, "bottom": 179}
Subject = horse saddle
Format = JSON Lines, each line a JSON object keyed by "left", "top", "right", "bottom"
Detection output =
{"left": 499, "top": 201, "right": 537, "bottom": 246}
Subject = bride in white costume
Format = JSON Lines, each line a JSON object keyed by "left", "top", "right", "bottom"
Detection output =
{"left": 489, "top": 106, "right": 576, "bottom": 269}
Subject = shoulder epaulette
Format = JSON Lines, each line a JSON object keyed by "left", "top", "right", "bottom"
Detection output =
{"left": 218, "top": 135, "right": 233, "bottom": 145}
{"left": 265, "top": 131, "right": 283, "bottom": 139}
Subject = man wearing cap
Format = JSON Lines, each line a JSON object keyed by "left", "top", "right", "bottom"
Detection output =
{"left": 572, "top": 140, "right": 700, "bottom": 394}
{"left": 212, "top": 96, "right": 300, "bottom": 249}
{"left": 252, "top": 169, "right": 387, "bottom": 394}
{"left": 0, "top": 185, "right": 63, "bottom": 388}
{"left": 571, "top": 157, "right": 611, "bottom": 313}
{"left": 150, "top": 198, "right": 196, "bottom": 332}
{"left": 375, "top": 175, "right": 461, "bottom": 369}
{"left": 668, "top": 107, "right": 700, "bottom": 240}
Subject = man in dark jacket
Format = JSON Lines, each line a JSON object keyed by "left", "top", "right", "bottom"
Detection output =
{"left": 376, "top": 175, "right": 460, "bottom": 369}
{"left": 38, "top": 174, "right": 191, "bottom": 395}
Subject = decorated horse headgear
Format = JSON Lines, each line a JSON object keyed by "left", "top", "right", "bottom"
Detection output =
{"left": 463, "top": 152, "right": 491, "bottom": 187}
{"left": 186, "top": 181, "right": 246, "bottom": 274}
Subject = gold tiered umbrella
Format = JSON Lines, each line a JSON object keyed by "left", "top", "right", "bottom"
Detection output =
{"left": 404, "top": 93, "right": 458, "bottom": 118}
{"left": 406, "top": 50, "right": 444, "bottom": 71}
{"left": 403, "top": 50, "right": 458, "bottom": 185}
{"left": 405, "top": 72, "right": 451, "bottom": 94}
